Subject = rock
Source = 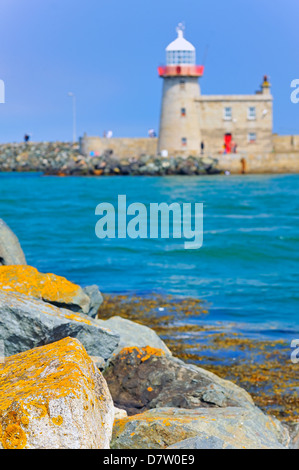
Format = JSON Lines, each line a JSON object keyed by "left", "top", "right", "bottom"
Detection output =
{"left": 0, "top": 219, "right": 27, "bottom": 266}
{"left": 167, "top": 435, "right": 237, "bottom": 449}
{"left": 200, "top": 156, "right": 218, "bottom": 167}
{"left": 83, "top": 285, "right": 103, "bottom": 318}
{"left": 285, "top": 421, "right": 299, "bottom": 449}
{"left": 97, "top": 316, "right": 171, "bottom": 358}
{"left": 114, "top": 407, "right": 128, "bottom": 420}
{"left": 111, "top": 407, "right": 289, "bottom": 449}
{"left": 0, "top": 265, "right": 90, "bottom": 314}
{"left": 0, "top": 337, "right": 114, "bottom": 449}
{"left": 90, "top": 356, "right": 106, "bottom": 370}
{"left": 103, "top": 347, "right": 254, "bottom": 415}
{"left": 0, "top": 290, "right": 119, "bottom": 359}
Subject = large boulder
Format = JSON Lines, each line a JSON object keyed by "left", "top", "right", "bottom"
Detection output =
{"left": 0, "top": 290, "right": 119, "bottom": 359}
{"left": 97, "top": 316, "right": 171, "bottom": 357}
{"left": 111, "top": 407, "right": 289, "bottom": 449}
{"left": 83, "top": 285, "right": 103, "bottom": 318}
{"left": 0, "top": 265, "right": 90, "bottom": 314}
{"left": 0, "top": 219, "right": 26, "bottom": 266}
{"left": 0, "top": 337, "right": 114, "bottom": 449}
{"left": 103, "top": 347, "right": 253, "bottom": 415}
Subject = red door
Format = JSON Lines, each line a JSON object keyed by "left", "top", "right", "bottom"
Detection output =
{"left": 224, "top": 133, "right": 232, "bottom": 154}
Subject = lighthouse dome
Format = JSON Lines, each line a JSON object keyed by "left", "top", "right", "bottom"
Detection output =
{"left": 166, "top": 24, "right": 196, "bottom": 65}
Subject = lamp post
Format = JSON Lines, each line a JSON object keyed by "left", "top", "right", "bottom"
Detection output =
{"left": 68, "top": 92, "right": 77, "bottom": 143}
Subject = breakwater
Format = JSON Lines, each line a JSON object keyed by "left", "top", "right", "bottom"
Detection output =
{"left": 1, "top": 141, "right": 298, "bottom": 175}
{"left": 0, "top": 142, "right": 220, "bottom": 176}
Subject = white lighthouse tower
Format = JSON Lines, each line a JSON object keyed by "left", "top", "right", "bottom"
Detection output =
{"left": 158, "top": 24, "right": 204, "bottom": 157}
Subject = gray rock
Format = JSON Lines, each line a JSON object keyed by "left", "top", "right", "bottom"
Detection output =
{"left": 97, "top": 316, "right": 171, "bottom": 357}
{"left": 0, "top": 290, "right": 119, "bottom": 359}
{"left": 0, "top": 219, "right": 26, "bottom": 265}
{"left": 83, "top": 285, "right": 103, "bottom": 318}
{"left": 167, "top": 435, "right": 236, "bottom": 449}
{"left": 104, "top": 347, "right": 254, "bottom": 415}
{"left": 112, "top": 407, "right": 290, "bottom": 449}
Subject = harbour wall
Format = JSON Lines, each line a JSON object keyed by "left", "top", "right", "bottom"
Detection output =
{"left": 80, "top": 135, "right": 299, "bottom": 174}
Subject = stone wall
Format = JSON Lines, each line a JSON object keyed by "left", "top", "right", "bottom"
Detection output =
{"left": 80, "top": 136, "right": 158, "bottom": 159}
{"left": 216, "top": 151, "right": 299, "bottom": 174}
{"left": 273, "top": 135, "right": 299, "bottom": 152}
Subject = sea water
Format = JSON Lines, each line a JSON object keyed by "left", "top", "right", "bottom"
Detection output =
{"left": 0, "top": 172, "right": 298, "bottom": 339}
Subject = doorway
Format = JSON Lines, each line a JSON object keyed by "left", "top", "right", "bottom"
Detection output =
{"left": 224, "top": 133, "right": 232, "bottom": 154}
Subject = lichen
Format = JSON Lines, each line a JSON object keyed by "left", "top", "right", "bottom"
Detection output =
{"left": 0, "top": 265, "right": 83, "bottom": 305}
{"left": 0, "top": 337, "right": 100, "bottom": 448}
{"left": 119, "top": 346, "right": 165, "bottom": 362}
{"left": 51, "top": 416, "right": 63, "bottom": 426}
{"left": 2, "top": 424, "right": 27, "bottom": 449}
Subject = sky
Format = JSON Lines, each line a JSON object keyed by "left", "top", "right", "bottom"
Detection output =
{"left": 0, "top": 0, "right": 298, "bottom": 142}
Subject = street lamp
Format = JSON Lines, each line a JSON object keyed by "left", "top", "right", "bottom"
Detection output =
{"left": 68, "top": 92, "right": 77, "bottom": 143}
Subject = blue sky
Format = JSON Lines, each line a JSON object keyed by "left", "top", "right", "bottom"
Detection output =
{"left": 0, "top": 0, "right": 298, "bottom": 142}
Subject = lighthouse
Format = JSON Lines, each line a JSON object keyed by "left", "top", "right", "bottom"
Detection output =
{"left": 158, "top": 24, "right": 204, "bottom": 157}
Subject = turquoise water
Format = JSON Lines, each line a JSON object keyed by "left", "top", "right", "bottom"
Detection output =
{"left": 0, "top": 173, "right": 298, "bottom": 337}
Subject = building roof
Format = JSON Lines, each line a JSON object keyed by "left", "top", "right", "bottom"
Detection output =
{"left": 166, "top": 24, "right": 195, "bottom": 52}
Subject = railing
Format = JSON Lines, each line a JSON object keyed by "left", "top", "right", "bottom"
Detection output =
{"left": 158, "top": 65, "right": 204, "bottom": 77}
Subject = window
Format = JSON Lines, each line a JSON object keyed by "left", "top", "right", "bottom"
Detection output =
{"left": 166, "top": 50, "right": 195, "bottom": 65}
{"left": 248, "top": 107, "right": 256, "bottom": 120}
{"left": 182, "top": 137, "right": 187, "bottom": 146}
{"left": 224, "top": 107, "right": 232, "bottom": 120}
{"left": 248, "top": 132, "right": 256, "bottom": 143}
{"left": 181, "top": 107, "right": 186, "bottom": 117}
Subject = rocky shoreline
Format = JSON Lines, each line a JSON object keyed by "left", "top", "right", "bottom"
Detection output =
{"left": 0, "top": 219, "right": 297, "bottom": 449}
{"left": 99, "top": 295, "right": 299, "bottom": 425}
{"left": 0, "top": 142, "right": 221, "bottom": 176}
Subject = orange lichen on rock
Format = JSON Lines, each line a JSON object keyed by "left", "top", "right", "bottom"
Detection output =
{"left": 2, "top": 424, "right": 27, "bottom": 449}
{"left": 61, "top": 311, "right": 93, "bottom": 326}
{"left": 20, "top": 416, "right": 29, "bottom": 426}
{"left": 0, "top": 337, "right": 94, "bottom": 412}
{"left": 51, "top": 416, "right": 63, "bottom": 426}
{"left": 112, "top": 407, "right": 289, "bottom": 450}
{"left": 119, "top": 346, "right": 166, "bottom": 363}
{"left": 0, "top": 265, "right": 89, "bottom": 313}
{"left": 0, "top": 337, "right": 114, "bottom": 449}
{"left": 140, "top": 346, "right": 166, "bottom": 362}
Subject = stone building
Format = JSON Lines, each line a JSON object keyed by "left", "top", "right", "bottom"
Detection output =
{"left": 79, "top": 24, "right": 299, "bottom": 172}
{"left": 158, "top": 24, "right": 273, "bottom": 157}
